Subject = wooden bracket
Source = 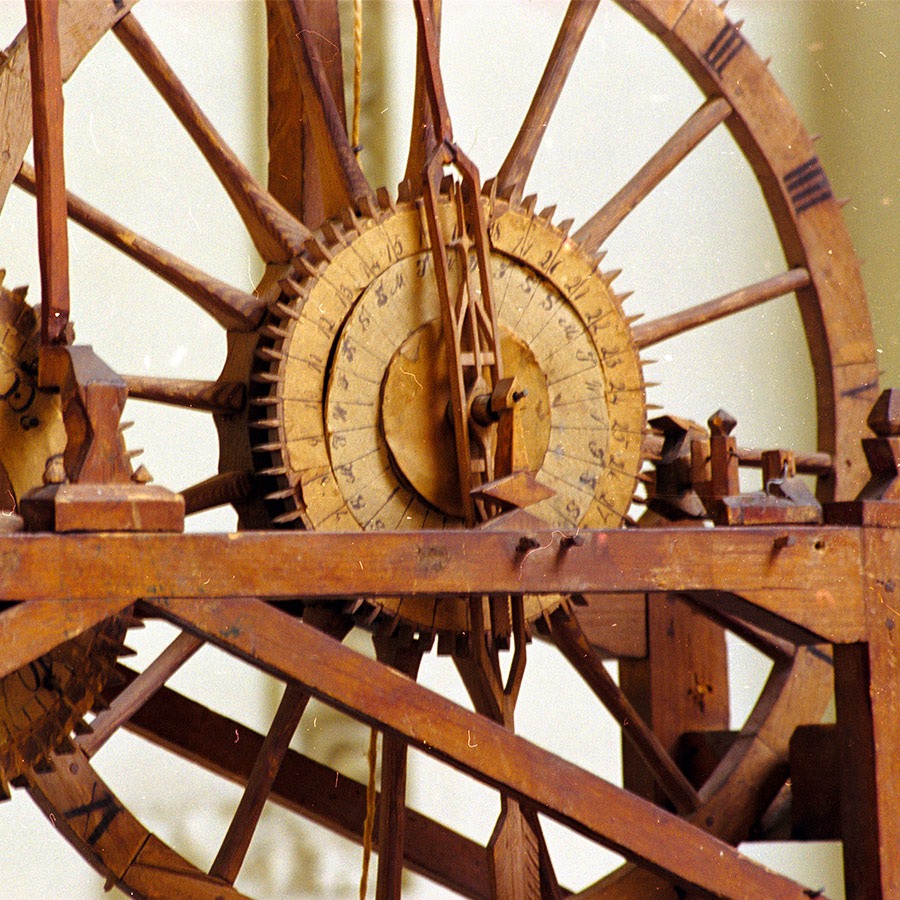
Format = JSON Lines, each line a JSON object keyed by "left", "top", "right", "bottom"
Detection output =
{"left": 20, "top": 345, "right": 183, "bottom": 532}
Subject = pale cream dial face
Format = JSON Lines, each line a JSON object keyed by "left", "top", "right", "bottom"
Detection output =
{"left": 258, "top": 197, "right": 645, "bottom": 540}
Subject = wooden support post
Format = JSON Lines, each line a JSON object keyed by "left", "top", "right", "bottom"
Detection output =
{"left": 25, "top": 0, "right": 70, "bottom": 350}
{"left": 619, "top": 592, "right": 728, "bottom": 806}
{"left": 835, "top": 528, "right": 900, "bottom": 900}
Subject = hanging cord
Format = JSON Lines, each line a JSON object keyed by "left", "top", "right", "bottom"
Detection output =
{"left": 359, "top": 728, "right": 379, "bottom": 898}
{"left": 351, "top": 0, "right": 363, "bottom": 154}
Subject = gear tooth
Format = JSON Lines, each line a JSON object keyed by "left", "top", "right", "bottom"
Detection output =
{"left": 55, "top": 735, "right": 76, "bottom": 756}
{"left": 376, "top": 186, "right": 395, "bottom": 213}
{"left": 522, "top": 194, "right": 538, "bottom": 214}
{"left": 499, "top": 181, "right": 523, "bottom": 204}
{"left": 278, "top": 277, "right": 303, "bottom": 300}
{"left": 603, "top": 268, "right": 622, "bottom": 286}
{"left": 0, "top": 772, "right": 10, "bottom": 802}
{"left": 262, "top": 323, "right": 291, "bottom": 341}
{"left": 357, "top": 194, "right": 380, "bottom": 220}
{"left": 837, "top": 196, "right": 851, "bottom": 209}
{"left": 294, "top": 255, "right": 320, "bottom": 279}
{"left": 72, "top": 718, "right": 94, "bottom": 737}
{"left": 763, "top": 56, "right": 773, "bottom": 68}
{"left": 557, "top": 217, "right": 574, "bottom": 237}
{"left": 340, "top": 205, "right": 362, "bottom": 233}
{"left": 539, "top": 204, "right": 557, "bottom": 221}
{"left": 320, "top": 221, "right": 344, "bottom": 246}
{"left": 396, "top": 179, "right": 413, "bottom": 203}
{"left": 626, "top": 313, "right": 644, "bottom": 326}
{"left": 735, "top": 18, "right": 744, "bottom": 30}
{"left": 91, "top": 695, "right": 111, "bottom": 713}
{"left": 272, "top": 507, "right": 308, "bottom": 526}
{"left": 116, "top": 645, "right": 138, "bottom": 659}
{"left": 616, "top": 290, "right": 634, "bottom": 305}
{"left": 10, "top": 285, "right": 28, "bottom": 303}
{"left": 273, "top": 301, "right": 301, "bottom": 321}
{"left": 304, "top": 236, "right": 333, "bottom": 263}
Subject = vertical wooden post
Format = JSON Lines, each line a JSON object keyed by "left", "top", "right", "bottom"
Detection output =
{"left": 835, "top": 528, "right": 900, "bottom": 900}
{"left": 25, "top": 0, "right": 70, "bottom": 348}
{"left": 619, "top": 592, "right": 729, "bottom": 803}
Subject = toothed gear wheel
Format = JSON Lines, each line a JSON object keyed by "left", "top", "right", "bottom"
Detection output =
{"left": 0, "top": 279, "right": 130, "bottom": 790}
{"left": 0, "top": 273, "right": 66, "bottom": 511}
{"left": 248, "top": 190, "right": 646, "bottom": 633}
{"left": 0, "top": 616, "right": 130, "bottom": 791}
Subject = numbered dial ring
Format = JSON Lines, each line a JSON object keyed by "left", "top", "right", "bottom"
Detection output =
{"left": 249, "top": 195, "right": 646, "bottom": 629}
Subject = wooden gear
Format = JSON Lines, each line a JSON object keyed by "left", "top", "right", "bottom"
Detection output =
{"left": 0, "top": 2, "right": 896, "bottom": 900}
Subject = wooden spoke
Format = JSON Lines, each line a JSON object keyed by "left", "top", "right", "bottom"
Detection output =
{"left": 113, "top": 12, "right": 310, "bottom": 263}
{"left": 179, "top": 470, "right": 254, "bottom": 515}
{"left": 574, "top": 96, "right": 733, "bottom": 253}
{"left": 495, "top": 0, "right": 600, "bottom": 197}
{"left": 678, "top": 593, "right": 796, "bottom": 663}
{"left": 404, "top": 0, "right": 442, "bottom": 185}
{"left": 632, "top": 268, "right": 811, "bottom": 349}
{"left": 209, "top": 681, "right": 310, "bottom": 884}
{"left": 210, "top": 611, "right": 350, "bottom": 884}
{"left": 123, "top": 375, "right": 245, "bottom": 414}
{"left": 547, "top": 606, "right": 701, "bottom": 816}
{"left": 15, "top": 162, "right": 264, "bottom": 331}
{"left": 271, "top": 1, "right": 373, "bottom": 222}
{"left": 108, "top": 665, "right": 490, "bottom": 899}
{"left": 25, "top": 0, "right": 70, "bottom": 346}
{"left": 734, "top": 445, "right": 833, "bottom": 476}
{"left": 78, "top": 631, "right": 203, "bottom": 758}
{"left": 372, "top": 637, "right": 425, "bottom": 900}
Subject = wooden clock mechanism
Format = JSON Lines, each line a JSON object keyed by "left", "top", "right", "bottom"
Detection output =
{"left": 0, "top": 1, "right": 896, "bottom": 898}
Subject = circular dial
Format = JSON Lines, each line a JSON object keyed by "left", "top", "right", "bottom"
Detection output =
{"left": 251, "top": 194, "right": 645, "bottom": 534}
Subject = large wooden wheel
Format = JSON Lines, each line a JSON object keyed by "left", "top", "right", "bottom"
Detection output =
{"left": 0, "top": 1, "right": 880, "bottom": 898}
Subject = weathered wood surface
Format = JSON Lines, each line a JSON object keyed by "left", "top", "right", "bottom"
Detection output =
{"left": 141, "top": 596, "right": 829, "bottom": 900}
{"left": 0, "top": 527, "right": 866, "bottom": 641}
{"left": 25, "top": 0, "right": 70, "bottom": 345}
{"left": 0, "top": 598, "right": 132, "bottom": 678}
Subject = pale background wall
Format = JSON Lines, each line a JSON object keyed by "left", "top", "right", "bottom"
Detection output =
{"left": 0, "top": 1, "right": 897, "bottom": 897}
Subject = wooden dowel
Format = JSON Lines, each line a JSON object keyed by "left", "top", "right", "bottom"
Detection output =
{"left": 78, "top": 631, "right": 204, "bottom": 757}
{"left": 123, "top": 375, "right": 245, "bottom": 414}
{"left": 633, "top": 268, "right": 811, "bottom": 349}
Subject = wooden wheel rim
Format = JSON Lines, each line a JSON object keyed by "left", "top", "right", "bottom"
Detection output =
{"left": 0, "top": 0, "right": 878, "bottom": 896}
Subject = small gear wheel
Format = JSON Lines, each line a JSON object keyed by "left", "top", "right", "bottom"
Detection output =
{"left": 0, "top": 277, "right": 129, "bottom": 793}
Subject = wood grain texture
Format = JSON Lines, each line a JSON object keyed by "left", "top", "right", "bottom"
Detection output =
{"left": 0, "top": 527, "right": 866, "bottom": 642}
{"left": 146, "top": 596, "right": 833, "bottom": 900}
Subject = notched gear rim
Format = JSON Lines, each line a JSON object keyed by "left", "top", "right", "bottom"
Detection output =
{"left": 0, "top": 281, "right": 131, "bottom": 793}
{"left": 246, "top": 183, "right": 648, "bottom": 638}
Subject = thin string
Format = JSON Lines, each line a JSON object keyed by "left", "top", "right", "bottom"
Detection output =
{"left": 359, "top": 728, "right": 378, "bottom": 898}
{"left": 352, "top": 0, "right": 363, "bottom": 153}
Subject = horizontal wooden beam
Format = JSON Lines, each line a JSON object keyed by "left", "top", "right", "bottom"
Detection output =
{"left": 0, "top": 527, "right": 866, "bottom": 642}
{"left": 144, "top": 597, "right": 829, "bottom": 900}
